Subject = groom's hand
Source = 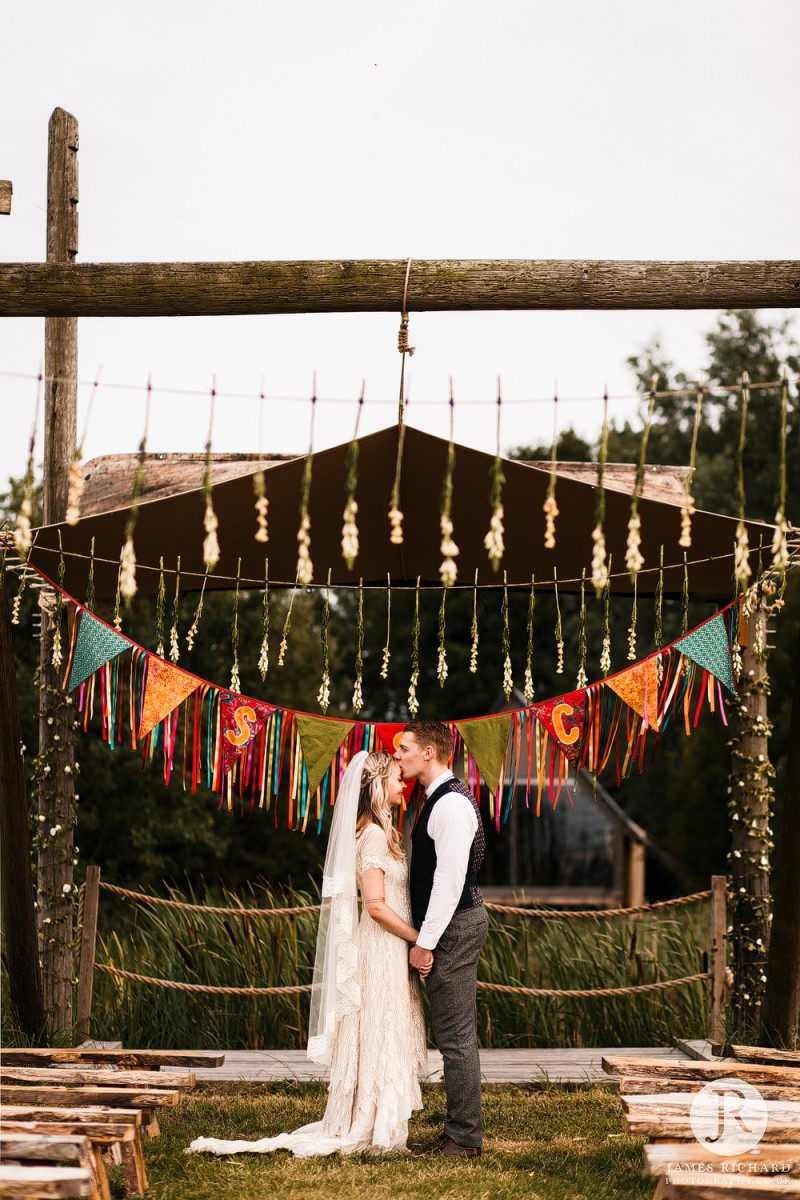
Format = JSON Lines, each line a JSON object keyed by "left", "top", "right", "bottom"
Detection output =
{"left": 410, "top": 944, "right": 434, "bottom": 973}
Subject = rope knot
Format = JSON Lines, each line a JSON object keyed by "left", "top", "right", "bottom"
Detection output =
{"left": 398, "top": 316, "right": 415, "bottom": 357}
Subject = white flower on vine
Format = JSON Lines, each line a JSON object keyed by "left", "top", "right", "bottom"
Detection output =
{"left": 15, "top": 496, "right": 33, "bottom": 557}
{"left": 296, "top": 513, "right": 314, "bottom": 587}
{"left": 317, "top": 671, "right": 331, "bottom": 712}
{"left": 203, "top": 504, "right": 220, "bottom": 570}
{"left": 502, "top": 653, "right": 513, "bottom": 699}
{"left": 169, "top": 624, "right": 180, "bottom": 664}
{"left": 341, "top": 497, "right": 359, "bottom": 569}
{"left": 380, "top": 646, "right": 390, "bottom": 680}
{"left": 388, "top": 507, "right": 404, "bottom": 546}
{"left": 771, "top": 513, "right": 789, "bottom": 572}
{"left": 229, "top": 663, "right": 241, "bottom": 694}
{"left": 543, "top": 494, "right": 559, "bottom": 550}
{"left": 556, "top": 640, "right": 564, "bottom": 674}
{"left": 407, "top": 670, "right": 419, "bottom": 717}
{"left": 734, "top": 520, "right": 751, "bottom": 588}
{"left": 258, "top": 637, "right": 269, "bottom": 680}
{"left": 625, "top": 513, "right": 644, "bottom": 578}
{"left": 254, "top": 494, "right": 269, "bottom": 544}
{"left": 352, "top": 675, "right": 363, "bottom": 713}
{"left": 119, "top": 537, "right": 138, "bottom": 602}
{"left": 278, "top": 634, "right": 288, "bottom": 668}
{"left": 484, "top": 505, "right": 505, "bottom": 567}
{"left": 523, "top": 665, "right": 535, "bottom": 704}
{"left": 600, "top": 635, "right": 612, "bottom": 677}
{"left": 437, "top": 645, "right": 448, "bottom": 687}
{"left": 590, "top": 524, "right": 608, "bottom": 594}
{"left": 439, "top": 514, "right": 459, "bottom": 586}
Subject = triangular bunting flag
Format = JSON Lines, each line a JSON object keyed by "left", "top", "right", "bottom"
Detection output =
{"left": 675, "top": 612, "right": 737, "bottom": 695}
{"left": 530, "top": 691, "right": 586, "bottom": 761}
{"left": 606, "top": 659, "right": 660, "bottom": 728}
{"left": 220, "top": 692, "right": 274, "bottom": 774}
{"left": 455, "top": 714, "right": 512, "bottom": 798}
{"left": 138, "top": 656, "right": 201, "bottom": 739}
{"left": 296, "top": 713, "right": 355, "bottom": 796}
{"left": 67, "top": 609, "right": 132, "bottom": 693}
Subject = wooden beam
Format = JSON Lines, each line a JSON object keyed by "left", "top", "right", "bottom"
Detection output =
{"left": 710, "top": 874, "right": 728, "bottom": 1044}
{"left": 0, "top": 180, "right": 11, "bottom": 215}
{"left": 75, "top": 867, "right": 100, "bottom": 1043}
{"left": 0, "top": 259, "right": 798, "bottom": 317}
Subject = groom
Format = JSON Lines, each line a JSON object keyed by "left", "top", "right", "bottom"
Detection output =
{"left": 395, "top": 718, "right": 488, "bottom": 1159}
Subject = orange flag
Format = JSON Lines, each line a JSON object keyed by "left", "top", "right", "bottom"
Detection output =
{"left": 606, "top": 658, "right": 660, "bottom": 729}
{"left": 138, "top": 656, "right": 201, "bottom": 739}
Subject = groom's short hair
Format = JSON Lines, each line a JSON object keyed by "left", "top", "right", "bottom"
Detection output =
{"left": 404, "top": 719, "right": 452, "bottom": 765}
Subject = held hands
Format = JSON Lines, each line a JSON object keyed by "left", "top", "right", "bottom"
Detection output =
{"left": 410, "top": 942, "right": 434, "bottom": 978}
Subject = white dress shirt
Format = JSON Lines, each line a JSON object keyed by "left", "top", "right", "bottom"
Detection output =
{"left": 415, "top": 769, "right": 479, "bottom": 951}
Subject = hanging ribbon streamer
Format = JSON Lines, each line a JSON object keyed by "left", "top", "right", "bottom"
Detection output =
{"left": 388, "top": 260, "right": 415, "bottom": 546}
{"left": 66, "top": 368, "right": 101, "bottom": 526}
{"left": 317, "top": 567, "right": 331, "bottom": 712}
{"left": 408, "top": 576, "right": 421, "bottom": 717}
{"left": 600, "top": 553, "right": 612, "bottom": 676}
{"left": 380, "top": 574, "right": 391, "bottom": 679}
{"left": 278, "top": 575, "right": 298, "bottom": 667}
{"left": 501, "top": 570, "right": 512, "bottom": 699}
{"left": 439, "top": 380, "right": 460, "bottom": 586}
{"left": 230, "top": 557, "right": 241, "bottom": 692}
{"left": 253, "top": 379, "right": 269, "bottom": 544}
{"left": 576, "top": 568, "right": 588, "bottom": 689}
{"left": 734, "top": 371, "right": 752, "bottom": 588}
{"left": 186, "top": 564, "right": 210, "bottom": 652}
{"left": 437, "top": 586, "right": 448, "bottom": 686}
{"left": 119, "top": 379, "right": 151, "bottom": 604}
{"left": 627, "top": 570, "right": 638, "bottom": 662}
{"left": 591, "top": 387, "right": 609, "bottom": 594}
{"left": 352, "top": 577, "right": 364, "bottom": 712}
{"left": 258, "top": 559, "right": 270, "bottom": 680}
{"left": 626, "top": 374, "right": 657, "bottom": 581}
{"left": 202, "top": 383, "right": 220, "bottom": 570}
{"left": 543, "top": 385, "right": 559, "bottom": 550}
{"left": 553, "top": 568, "right": 564, "bottom": 674}
{"left": 524, "top": 574, "right": 535, "bottom": 703}
{"left": 679, "top": 378, "right": 704, "bottom": 549}
{"left": 155, "top": 557, "right": 166, "bottom": 657}
{"left": 169, "top": 556, "right": 181, "bottom": 662}
{"left": 484, "top": 381, "right": 506, "bottom": 570}
{"left": 296, "top": 383, "right": 316, "bottom": 589}
{"left": 341, "top": 383, "right": 364, "bottom": 570}
{"left": 15, "top": 372, "right": 41, "bottom": 558}
{"left": 771, "top": 368, "right": 790, "bottom": 573}
{"left": 469, "top": 569, "right": 480, "bottom": 674}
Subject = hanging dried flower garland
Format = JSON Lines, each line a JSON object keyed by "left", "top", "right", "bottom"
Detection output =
{"left": 380, "top": 575, "right": 391, "bottom": 679}
{"left": 258, "top": 561, "right": 270, "bottom": 680}
{"left": 600, "top": 555, "right": 612, "bottom": 677}
{"left": 119, "top": 382, "right": 151, "bottom": 604}
{"left": 654, "top": 545, "right": 664, "bottom": 680}
{"left": 15, "top": 375, "right": 41, "bottom": 559}
{"left": 352, "top": 578, "right": 365, "bottom": 712}
{"left": 627, "top": 571, "right": 638, "bottom": 662}
{"left": 229, "top": 558, "right": 242, "bottom": 693}
{"left": 437, "top": 587, "right": 448, "bottom": 686}
{"left": 484, "top": 385, "right": 505, "bottom": 570}
{"left": 501, "top": 571, "right": 513, "bottom": 699}
{"left": 734, "top": 371, "right": 752, "bottom": 588}
{"left": 186, "top": 564, "right": 210, "bottom": 652}
{"left": 469, "top": 569, "right": 479, "bottom": 674}
{"left": 341, "top": 385, "right": 364, "bottom": 570}
{"left": 576, "top": 568, "right": 588, "bottom": 689}
{"left": 591, "top": 389, "right": 609, "bottom": 595}
{"left": 680, "top": 552, "right": 690, "bottom": 638}
{"left": 553, "top": 568, "right": 564, "bottom": 675}
{"left": 388, "top": 261, "right": 415, "bottom": 546}
{"left": 66, "top": 370, "right": 101, "bottom": 526}
{"left": 317, "top": 568, "right": 331, "bottom": 712}
{"left": 543, "top": 387, "right": 559, "bottom": 550}
{"left": 408, "top": 577, "right": 421, "bottom": 717}
{"left": 626, "top": 374, "right": 658, "bottom": 581}
{"left": 679, "top": 378, "right": 704, "bottom": 549}
{"left": 155, "top": 557, "right": 166, "bottom": 657}
{"left": 523, "top": 574, "right": 535, "bottom": 703}
{"left": 202, "top": 385, "right": 220, "bottom": 571}
{"left": 771, "top": 369, "right": 790, "bottom": 573}
{"left": 112, "top": 561, "right": 123, "bottom": 631}
{"left": 169, "top": 556, "right": 181, "bottom": 663}
{"left": 439, "top": 382, "right": 460, "bottom": 586}
{"left": 50, "top": 534, "right": 66, "bottom": 669}
{"left": 253, "top": 383, "right": 269, "bottom": 544}
{"left": 85, "top": 538, "right": 96, "bottom": 613}
{"left": 296, "top": 387, "right": 317, "bottom": 589}
{"left": 278, "top": 577, "right": 298, "bottom": 668}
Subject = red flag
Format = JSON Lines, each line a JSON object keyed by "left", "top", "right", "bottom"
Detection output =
{"left": 220, "top": 692, "right": 274, "bottom": 774}
{"left": 530, "top": 690, "right": 586, "bottom": 763}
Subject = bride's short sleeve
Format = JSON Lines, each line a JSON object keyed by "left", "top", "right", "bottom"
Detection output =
{"left": 357, "top": 824, "right": 389, "bottom": 874}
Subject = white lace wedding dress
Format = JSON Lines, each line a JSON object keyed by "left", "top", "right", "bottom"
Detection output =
{"left": 188, "top": 823, "right": 427, "bottom": 1157}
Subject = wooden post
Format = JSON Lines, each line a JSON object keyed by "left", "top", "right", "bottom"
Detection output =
{"left": 760, "top": 601, "right": 800, "bottom": 1049}
{"left": 0, "top": 574, "right": 45, "bottom": 1035}
{"left": 38, "top": 107, "right": 79, "bottom": 1039}
{"left": 623, "top": 838, "right": 646, "bottom": 908}
{"left": 710, "top": 874, "right": 728, "bottom": 1045}
{"left": 75, "top": 867, "right": 100, "bottom": 1043}
{"left": 0, "top": 180, "right": 11, "bottom": 214}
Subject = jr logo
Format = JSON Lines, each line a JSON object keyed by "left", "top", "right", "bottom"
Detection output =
{"left": 689, "top": 1078, "right": 768, "bottom": 1154}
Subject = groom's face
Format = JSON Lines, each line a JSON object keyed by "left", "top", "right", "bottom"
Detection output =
{"left": 394, "top": 732, "right": 429, "bottom": 781}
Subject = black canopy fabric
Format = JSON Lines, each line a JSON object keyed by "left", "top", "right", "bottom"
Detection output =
{"left": 29, "top": 424, "right": 775, "bottom": 601}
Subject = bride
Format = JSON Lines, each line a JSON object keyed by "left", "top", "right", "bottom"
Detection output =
{"left": 188, "top": 749, "right": 429, "bottom": 1157}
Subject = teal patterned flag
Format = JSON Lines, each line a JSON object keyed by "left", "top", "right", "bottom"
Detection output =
{"left": 67, "top": 609, "right": 132, "bottom": 692}
{"left": 674, "top": 612, "right": 736, "bottom": 695}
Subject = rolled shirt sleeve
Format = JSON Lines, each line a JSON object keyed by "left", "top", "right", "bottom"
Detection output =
{"left": 415, "top": 794, "right": 479, "bottom": 951}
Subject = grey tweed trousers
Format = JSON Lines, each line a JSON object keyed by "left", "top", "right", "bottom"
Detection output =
{"left": 424, "top": 904, "right": 489, "bottom": 1148}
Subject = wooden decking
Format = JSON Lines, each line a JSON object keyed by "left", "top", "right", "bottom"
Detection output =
{"left": 188, "top": 1046, "right": 687, "bottom": 1084}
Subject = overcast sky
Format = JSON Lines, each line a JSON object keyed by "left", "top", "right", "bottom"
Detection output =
{"left": 2, "top": 0, "right": 798, "bottom": 490}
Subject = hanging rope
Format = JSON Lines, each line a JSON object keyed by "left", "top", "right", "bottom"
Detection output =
{"left": 389, "top": 259, "right": 415, "bottom": 545}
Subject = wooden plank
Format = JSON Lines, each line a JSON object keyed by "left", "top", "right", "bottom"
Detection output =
{"left": 0, "top": 1108, "right": 141, "bottom": 1127}
{"left": 645, "top": 1142, "right": 800, "bottom": 1176}
{"left": 716, "top": 1047, "right": 800, "bottom": 1069}
{"left": 621, "top": 1095, "right": 800, "bottom": 1124}
{"left": 0, "top": 1123, "right": 135, "bottom": 1147}
{"left": 0, "top": 1049, "right": 224, "bottom": 1068}
{"left": 0, "top": 180, "right": 11, "bottom": 215}
{"left": 1, "top": 259, "right": 799, "bottom": 318}
{"left": 619, "top": 1075, "right": 800, "bottom": 1103}
{"left": 75, "top": 867, "right": 100, "bottom": 1042}
{"left": 0, "top": 1134, "right": 89, "bottom": 1162}
{"left": 603, "top": 1057, "right": 800, "bottom": 1086}
{"left": 660, "top": 1178, "right": 800, "bottom": 1197}
{"left": 710, "top": 875, "right": 728, "bottom": 1044}
{"left": 625, "top": 1112, "right": 800, "bottom": 1142}
{"left": 0, "top": 1164, "right": 91, "bottom": 1197}
{"left": 0, "top": 1086, "right": 179, "bottom": 1107}
{"left": 0, "top": 1068, "right": 195, "bottom": 1088}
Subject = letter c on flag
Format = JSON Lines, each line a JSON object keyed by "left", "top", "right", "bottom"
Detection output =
{"left": 551, "top": 702, "right": 578, "bottom": 746}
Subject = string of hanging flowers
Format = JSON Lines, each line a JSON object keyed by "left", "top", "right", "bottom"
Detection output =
{"left": 380, "top": 575, "right": 391, "bottom": 679}
{"left": 501, "top": 571, "right": 513, "bottom": 699}
{"left": 626, "top": 374, "right": 658, "bottom": 582}
{"left": 112, "top": 561, "right": 123, "bottom": 632}
{"left": 229, "top": 558, "right": 241, "bottom": 693}
{"left": 186, "top": 564, "right": 210, "bottom": 652}
{"left": 483, "top": 384, "right": 505, "bottom": 570}
{"left": 734, "top": 371, "right": 752, "bottom": 588}
{"left": 253, "top": 382, "right": 269, "bottom": 544}
{"left": 50, "top": 534, "right": 66, "bottom": 670}
{"left": 296, "top": 387, "right": 316, "bottom": 589}
{"left": 771, "top": 368, "right": 790, "bottom": 573}
{"left": 576, "top": 568, "right": 588, "bottom": 689}
{"left": 523, "top": 574, "right": 535, "bottom": 703}
{"left": 119, "top": 381, "right": 151, "bottom": 604}
{"left": 679, "top": 378, "right": 704, "bottom": 549}
{"left": 600, "top": 554, "right": 612, "bottom": 676}
{"left": 202, "top": 384, "right": 220, "bottom": 571}
{"left": 352, "top": 578, "right": 365, "bottom": 712}
{"left": 169, "top": 557, "right": 181, "bottom": 663}
{"left": 341, "top": 385, "right": 364, "bottom": 570}
{"left": 278, "top": 577, "right": 298, "bottom": 668}
{"left": 258, "top": 560, "right": 270, "bottom": 680}
{"left": 437, "top": 587, "right": 448, "bottom": 686}
{"left": 317, "top": 568, "right": 331, "bottom": 712}
{"left": 85, "top": 538, "right": 96, "bottom": 613}
{"left": 408, "top": 577, "right": 421, "bottom": 717}
{"left": 155, "top": 557, "right": 166, "bottom": 657}
{"left": 543, "top": 387, "right": 559, "bottom": 550}
{"left": 627, "top": 571, "right": 638, "bottom": 662}
{"left": 591, "top": 389, "right": 609, "bottom": 595}
{"left": 469, "top": 569, "right": 479, "bottom": 674}
{"left": 439, "top": 382, "right": 460, "bottom": 586}
{"left": 553, "top": 568, "right": 564, "bottom": 675}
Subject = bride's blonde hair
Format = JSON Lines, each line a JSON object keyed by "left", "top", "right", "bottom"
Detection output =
{"left": 355, "top": 751, "right": 405, "bottom": 861}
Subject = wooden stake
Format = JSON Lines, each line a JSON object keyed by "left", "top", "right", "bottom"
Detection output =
{"left": 38, "top": 107, "right": 79, "bottom": 1039}
{"left": 0, "top": 179, "right": 12, "bottom": 215}
{"left": 710, "top": 874, "right": 728, "bottom": 1044}
{"left": 75, "top": 867, "right": 100, "bottom": 1043}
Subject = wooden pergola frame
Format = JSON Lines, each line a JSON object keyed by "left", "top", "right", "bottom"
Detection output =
{"left": 1, "top": 108, "right": 798, "bottom": 1052}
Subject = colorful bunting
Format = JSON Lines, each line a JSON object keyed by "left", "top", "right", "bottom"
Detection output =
{"left": 66, "top": 609, "right": 131, "bottom": 693}
{"left": 674, "top": 612, "right": 737, "bottom": 695}
{"left": 220, "top": 692, "right": 274, "bottom": 775}
{"left": 455, "top": 713, "right": 512, "bottom": 798}
{"left": 530, "top": 691, "right": 586, "bottom": 762}
{"left": 295, "top": 713, "right": 355, "bottom": 797}
{"left": 138, "top": 657, "right": 201, "bottom": 739}
{"left": 605, "top": 658, "right": 660, "bottom": 729}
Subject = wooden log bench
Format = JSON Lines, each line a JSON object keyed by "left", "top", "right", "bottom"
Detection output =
{"left": 0, "top": 1109, "right": 145, "bottom": 1196}
{"left": 0, "top": 1162, "right": 92, "bottom": 1198}
{"left": 0, "top": 1051, "right": 223, "bottom": 1071}
{"left": 0, "top": 1132, "right": 108, "bottom": 1200}
{"left": 603, "top": 1055, "right": 800, "bottom": 1198}
{"left": 712, "top": 1047, "right": 800, "bottom": 1071}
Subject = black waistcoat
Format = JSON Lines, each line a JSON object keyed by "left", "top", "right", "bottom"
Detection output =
{"left": 409, "top": 776, "right": 485, "bottom": 930}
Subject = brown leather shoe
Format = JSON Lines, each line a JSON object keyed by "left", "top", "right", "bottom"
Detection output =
{"left": 434, "top": 1136, "right": 481, "bottom": 1158}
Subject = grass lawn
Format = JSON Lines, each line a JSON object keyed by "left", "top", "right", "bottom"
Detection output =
{"left": 135, "top": 1081, "right": 653, "bottom": 1200}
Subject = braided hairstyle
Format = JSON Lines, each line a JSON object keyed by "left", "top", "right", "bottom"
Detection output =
{"left": 355, "top": 751, "right": 405, "bottom": 861}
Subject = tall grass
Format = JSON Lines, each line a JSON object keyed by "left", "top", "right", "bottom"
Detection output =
{"left": 72, "top": 881, "right": 712, "bottom": 1049}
